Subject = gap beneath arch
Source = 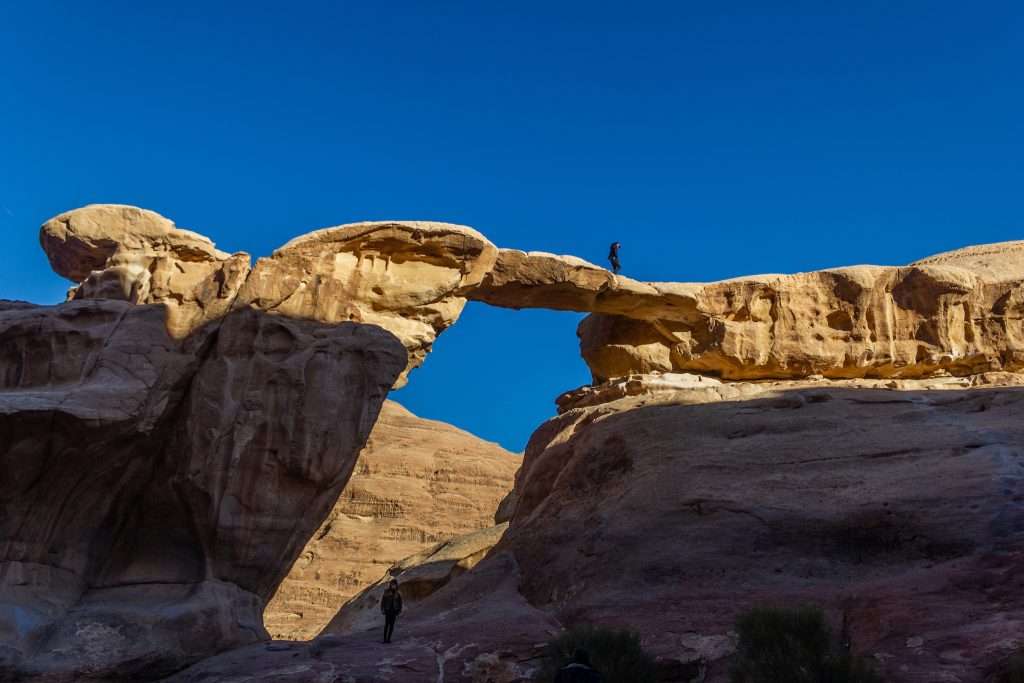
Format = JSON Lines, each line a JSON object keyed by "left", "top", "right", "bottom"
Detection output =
{"left": 395, "top": 301, "right": 590, "bottom": 452}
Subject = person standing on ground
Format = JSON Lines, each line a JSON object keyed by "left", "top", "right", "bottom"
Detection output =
{"left": 555, "top": 648, "right": 603, "bottom": 682}
{"left": 380, "top": 579, "right": 403, "bottom": 644}
{"left": 608, "top": 242, "right": 622, "bottom": 274}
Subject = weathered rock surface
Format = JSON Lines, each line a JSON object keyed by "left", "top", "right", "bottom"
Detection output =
{"left": 168, "top": 375, "right": 1024, "bottom": 682}
{"left": 17, "top": 205, "right": 1024, "bottom": 683}
{"left": 578, "top": 246, "right": 1024, "bottom": 382}
{"left": 463, "top": 242, "right": 1024, "bottom": 384}
{"left": 238, "top": 220, "right": 497, "bottom": 386}
{"left": 42, "top": 206, "right": 499, "bottom": 386}
{"left": 4, "top": 205, "right": 411, "bottom": 680}
{"left": 324, "top": 522, "right": 509, "bottom": 636}
{"left": 41, "top": 204, "right": 251, "bottom": 338}
{"left": 495, "top": 378, "right": 1024, "bottom": 681}
{"left": 264, "top": 401, "right": 518, "bottom": 640}
{"left": 466, "top": 248, "right": 695, "bottom": 319}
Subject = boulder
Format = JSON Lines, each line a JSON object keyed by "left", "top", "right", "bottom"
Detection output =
{"left": 264, "top": 401, "right": 518, "bottom": 640}
{"left": 40, "top": 204, "right": 251, "bottom": 338}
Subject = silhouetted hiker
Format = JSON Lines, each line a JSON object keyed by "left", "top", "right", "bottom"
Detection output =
{"left": 555, "top": 648, "right": 603, "bottom": 682}
{"left": 608, "top": 242, "right": 621, "bottom": 274}
{"left": 380, "top": 579, "right": 403, "bottom": 643}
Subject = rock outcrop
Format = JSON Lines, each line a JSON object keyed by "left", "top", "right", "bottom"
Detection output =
{"left": 264, "top": 401, "right": 518, "bottom": 640}
{"left": 2, "top": 206, "right": 414, "bottom": 681}
{"left": 173, "top": 374, "right": 1024, "bottom": 682}
{"left": 42, "top": 206, "right": 499, "bottom": 387}
{"left": 494, "top": 377, "right": 1024, "bottom": 681}
{"left": 40, "top": 204, "right": 251, "bottom": 338}
{"left": 15, "top": 203, "right": 1024, "bottom": 683}
{"left": 324, "top": 522, "right": 509, "bottom": 635}
{"left": 465, "top": 243, "right": 1024, "bottom": 384}
{"left": 0, "top": 298, "right": 404, "bottom": 681}
{"left": 237, "top": 220, "right": 497, "bottom": 386}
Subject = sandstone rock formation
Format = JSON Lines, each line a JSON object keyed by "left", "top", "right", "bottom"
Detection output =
{"left": 465, "top": 242, "right": 1024, "bottom": 384}
{"left": 2, "top": 205, "right": 416, "bottom": 681}
{"left": 16, "top": 203, "right": 1024, "bottom": 682}
{"left": 264, "top": 401, "right": 518, "bottom": 640}
{"left": 40, "top": 204, "right": 251, "bottom": 338}
{"left": 42, "top": 205, "right": 499, "bottom": 386}
{"left": 237, "top": 220, "right": 497, "bottom": 386}
{"left": 325, "top": 522, "right": 509, "bottom": 635}
{"left": 497, "top": 377, "right": 1024, "bottom": 681}
{"left": 175, "top": 375, "right": 1024, "bottom": 682}
{"left": 0, "top": 297, "right": 404, "bottom": 681}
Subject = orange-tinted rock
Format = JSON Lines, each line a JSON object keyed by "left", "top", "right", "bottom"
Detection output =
{"left": 238, "top": 220, "right": 497, "bottom": 386}
{"left": 264, "top": 401, "right": 517, "bottom": 640}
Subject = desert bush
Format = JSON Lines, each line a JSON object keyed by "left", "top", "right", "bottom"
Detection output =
{"left": 535, "top": 624, "right": 656, "bottom": 683}
{"left": 729, "top": 606, "right": 882, "bottom": 683}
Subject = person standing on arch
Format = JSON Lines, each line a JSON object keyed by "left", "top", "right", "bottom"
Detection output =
{"left": 608, "top": 241, "right": 622, "bottom": 274}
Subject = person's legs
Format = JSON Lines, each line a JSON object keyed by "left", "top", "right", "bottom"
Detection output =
{"left": 384, "top": 614, "right": 396, "bottom": 642}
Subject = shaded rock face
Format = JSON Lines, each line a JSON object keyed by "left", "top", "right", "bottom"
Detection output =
{"left": 165, "top": 552, "right": 561, "bottom": 683}
{"left": 3, "top": 205, "right": 410, "bottom": 680}
{"left": 496, "top": 380, "right": 1024, "bottom": 681}
{"left": 264, "top": 401, "right": 518, "bottom": 640}
{"left": 324, "top": 522, "right": 509, "bottom": 636}
{"left": 0, "top": 300, "right": 404, "bottom": 681}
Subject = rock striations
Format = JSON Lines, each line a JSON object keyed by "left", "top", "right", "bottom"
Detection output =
{"left": 264, "top": 400, "right": 517, "bottom": 640}
{"left": 467, "top": 243, "right": 1024, "bottom": 383}
{"left": 5, "top": 203, "right": 1024, "bottom": 682}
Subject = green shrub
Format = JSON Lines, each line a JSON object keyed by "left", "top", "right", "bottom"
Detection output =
{"left": 535, "top": 624, "right": 657, "bottom": 683}
{"left": 995, "top": 651, "right": 1024, "bottom": 683}
{"left": 729, "top": 606, "right": 882, "bottom": 683}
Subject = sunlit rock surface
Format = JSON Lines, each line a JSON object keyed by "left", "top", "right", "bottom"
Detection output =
{"left": 238, "top": 220, "right": 497, "bottom": 386}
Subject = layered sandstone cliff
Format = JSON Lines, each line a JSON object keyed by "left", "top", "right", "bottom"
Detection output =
{"left": 264, "top": 401, "right": 517, "bottom": 640}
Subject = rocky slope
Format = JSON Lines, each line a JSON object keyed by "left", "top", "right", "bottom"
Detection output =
{"left": 264, "top": 401, "right": 518, "bottom": 640}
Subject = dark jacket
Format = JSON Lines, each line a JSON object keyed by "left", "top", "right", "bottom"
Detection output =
{"left": 380, "top": 588, "right": 403, "bottom": 616}
{"left": 554, "top": 662, "right": 603, "bottom": 683}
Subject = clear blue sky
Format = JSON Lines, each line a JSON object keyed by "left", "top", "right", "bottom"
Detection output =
{"left": 2, "top": 2, "right": 1022, "bottom": 451}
